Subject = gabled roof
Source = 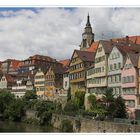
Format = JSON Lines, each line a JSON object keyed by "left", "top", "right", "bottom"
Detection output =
{"left": 127, "top": 52, "right": 139, "bottom": 68}
{"left": 54, "top": 63, "right": 65, "bottom": 74}
{"left": 99, "top": 40, "right": 113, "bottom": 54}
{"left": 75, "top": 50, "right": 95, "bottom": 62}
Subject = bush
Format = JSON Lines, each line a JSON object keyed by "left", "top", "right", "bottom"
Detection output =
{"left": 23, "top": 118, "right": 40, "bottom": 125}
{"left": 61, "top": 119, "right": 73, "bottom": 132}
{"left": 63, "top": 100, "right": 78, "bottom": 116}
{"left": 74, "top": 91, "right": 85, "bottom": 109}
{"left": 3, "top": 99, "right": 25, "bottom": 121}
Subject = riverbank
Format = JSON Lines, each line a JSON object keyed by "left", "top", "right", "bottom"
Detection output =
{"left": 51, "top": 114, "right": 140, "bottom": 132}
{"left": 0, "top": 121, "right": 59, "bottom": 132}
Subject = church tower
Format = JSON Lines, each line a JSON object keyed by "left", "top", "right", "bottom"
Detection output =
{"left": 80, "top": 14, "right": 94, "bottom": 50}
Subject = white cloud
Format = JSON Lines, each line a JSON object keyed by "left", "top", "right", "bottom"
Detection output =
{"left": 0, "top": 7, "right": 140, "bottom": 61}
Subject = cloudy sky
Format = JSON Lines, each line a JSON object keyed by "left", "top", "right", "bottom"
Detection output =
{"left": 0, "top": 7, "right": 140, "bottom": 61}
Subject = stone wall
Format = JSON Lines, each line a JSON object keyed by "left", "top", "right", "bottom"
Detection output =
{"left": 51, "top": 114, "right": 140, "bottom": 133}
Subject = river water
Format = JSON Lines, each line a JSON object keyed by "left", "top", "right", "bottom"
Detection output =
{"left": 0, "top": 121, "right": 59, "bottom": 133}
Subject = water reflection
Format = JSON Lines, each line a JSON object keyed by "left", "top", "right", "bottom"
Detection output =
{"left": 0, "top": 121, "right": 59, "bottom": 132}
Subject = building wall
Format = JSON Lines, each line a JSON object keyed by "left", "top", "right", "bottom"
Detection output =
{"left": 0, "top": 75, "right": 7, "bottom": 89}
{"left": 34, "top": 70, "right": 45, "bottom": 96}
{"left": 69, "top": 51, "right": 86, "bottom": 94}
{"left": 108, "top": 47, "right": 123, "bottom": 95}
{"left": 121, "top": 56, "right": 138, "bottom": 110}
{"left": 45, "top": 67, "right": 56, "bottom": 96}
{"left": 93, "top": 43, "right": 107, "bottom": 78}
{"left": 86, "top": 43, "right": 107, "bottom": 94}
{"left": 63, "top": 76, "right": 69, "bottom": 91}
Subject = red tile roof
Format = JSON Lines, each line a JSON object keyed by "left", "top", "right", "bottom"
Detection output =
{"left": 11, "top": 60, "right": 22, "bottom": 70}
{"left": 59, "top": 59, "right": 70, "bottom": 67}
{"left": 86, "top": 36, "right": 140, "bottom": 53}
{"left": 86, "top": 41, "right": 99, "bottom": 52}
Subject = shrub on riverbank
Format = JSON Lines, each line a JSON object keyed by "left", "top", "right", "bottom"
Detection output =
{"left": 23, "top": 117, "right": 40, "bottom": 125}
{"left": 61, "top": 119, "right": 73, "bottom": 132}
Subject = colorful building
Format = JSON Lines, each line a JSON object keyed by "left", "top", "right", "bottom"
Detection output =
{"left": 88, "top": 40, "right": 112, "bottom": 94}
{"left": 108, "top": 45, "right": 127, "bottom": 95}
{"left": 69, "top": 50, "right": 95, "bottom": 95}
{"left": 0, "top": 74, "right": 16, "bottom": 91}
{"left": 121, "top": 52, "right": 140, "bottom": 116}
{"left": 17, "top": 54, "right": 56, "bottom": 74}
{"left": 1, "top": 59, "right": 21, "bottom": 74}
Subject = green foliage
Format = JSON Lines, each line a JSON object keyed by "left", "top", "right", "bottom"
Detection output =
{"left": 61, "top": 119, "right": 73, "bottom": 132}
{"left": 23, "top": 117, "right": 40, "bottom": 125}
{"left": 35, "top": 100, "right": 56, "bottom": 126}
{"left": 75, "top": 119, "right": 81, "bottom": 130}
{"left": 103, "top": 88, "right": 115, "bottom": 103}
{"left": 113, "top": 96, "right": 126, "bottom": 118}
{"left": 4, "top": 99, "right": 25, "bottom": 121}
{"left": 23, "top": 90, "right": 37, "bottom": 101}
{"left": 55, "top": 102, "right": 62, "bottom": 114}
{"left": 74, "top": 91, "right": 85, "bottom": 109}
{"left": 63, "top": 100, "right": 79, "bottom": 116}
{"left": 67, "top": 87, "right": 71, "bottom": 102}
{"left": 0, "top": 89, "right": 15, "bottom": 114}
{"left": 22, "top": 90, "right": 38, "bottom": 110}
{"left": 88, "top": 94, "right": 97, "bottom": 108}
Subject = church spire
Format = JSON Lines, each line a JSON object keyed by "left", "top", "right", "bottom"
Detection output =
{"left": 80, "top": 13, "right": 94, "bottom": 51}
{"left": 86, "top": 13, "right": 91, "bottom": 27}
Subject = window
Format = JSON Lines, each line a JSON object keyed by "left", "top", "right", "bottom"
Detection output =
{"left": 110, "top": 64, "right": 113, "bottom": 71}
{"left": 118, "top": 62, "right": 121, "bottom": 69}
{"left": 126, "top": 100, "right": 135, "bottom": 108}
{"left": 102, "top": 67, "right": 104, "bottom": 72}
{"left": 114, "top": 63, "right": 117, "bottom": 70}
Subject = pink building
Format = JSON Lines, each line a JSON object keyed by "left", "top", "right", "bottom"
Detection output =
{"left": 121, "top": 52, "right": 139, "bottom": 118}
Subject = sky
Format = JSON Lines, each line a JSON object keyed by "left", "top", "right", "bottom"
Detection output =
{"left": 0, "top": 7, "right": 140, "bottom": 61}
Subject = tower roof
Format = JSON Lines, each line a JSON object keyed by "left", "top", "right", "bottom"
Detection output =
{"left": 86, "top": 13, "right": 91, "bottom": 27}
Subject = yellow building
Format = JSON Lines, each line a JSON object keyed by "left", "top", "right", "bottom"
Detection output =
{"left": 69, "top": 50, "right": 95, "bottom": 95}
{"left": 45, "top": 67, "right": 56, "bottom": 97}
{"left": 34, "top": 63, "right": 64, "bottom": 99}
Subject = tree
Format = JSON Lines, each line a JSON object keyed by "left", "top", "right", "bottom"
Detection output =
{"left": 63, "top": 100, "right": 79, "bottom": 116}
{"left": 35, "top": 100, "right": 56, "bottom": 125}
{"left": 103, "top": 88, "right": 115, "bottom": 104}
{"left": 23, "top": 90, "right": 37, "bottom": 101}
{"left": 74, "top": 91, "right": 85, "bottom": 109}
{"left": 113, "top": 96, "right": 127, "bottom": 118}
{"left": 67, "top": 87, "right": 71, "bottom": 102}
{"left": 0, "top": 89, "right": 15, "bottom": 114}
{"left": 103, "top": 88, "right": 116, "bottom": 117}
{"left": 88, "top": 94, "right": 97, "bottom": 109}
{"left": 4, "top": 98, "right": 25, "bottom": 121}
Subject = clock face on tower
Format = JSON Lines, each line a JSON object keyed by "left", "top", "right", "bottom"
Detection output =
{"left": 83, "top": 34, "right": 87, "bottom": 39}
